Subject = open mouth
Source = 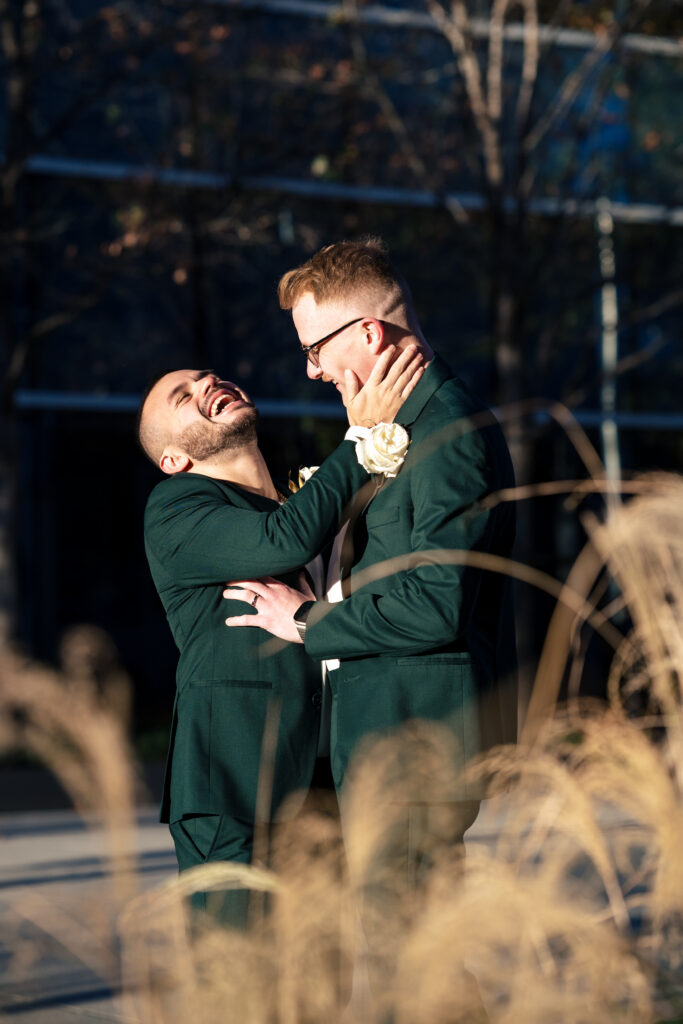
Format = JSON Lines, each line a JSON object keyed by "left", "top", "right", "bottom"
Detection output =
{"left": 201, "top": 382, "right": 249, "bottom": 417}
{"left": 203, "top": 388, "right": 244, "bottom": 419}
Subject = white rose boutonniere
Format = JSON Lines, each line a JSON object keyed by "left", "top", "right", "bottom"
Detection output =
{"left": 288, "top": 465, "right": 320, "bottom": 494}
{"left": 346, "top": 422, "right": 410, "bottom": 478}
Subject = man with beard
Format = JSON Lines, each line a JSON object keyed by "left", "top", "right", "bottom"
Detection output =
{"left": 137, "top": 355, "right": 422, "bottom": 925}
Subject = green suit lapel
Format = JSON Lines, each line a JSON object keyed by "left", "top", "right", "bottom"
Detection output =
{"left": 340, "top": 355, "right": 454, "bottom": 580}
{"left": 395, "top": 354, "right": 453, "bottom": 428}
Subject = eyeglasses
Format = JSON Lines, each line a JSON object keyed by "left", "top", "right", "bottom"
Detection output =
{"left": 300, "top": 317, "right": 365, "bottom": 367}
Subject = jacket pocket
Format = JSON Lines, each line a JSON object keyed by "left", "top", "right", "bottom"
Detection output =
{"left": 189, "top": 679, "right": 273, "bottom": 689}
{"left": 333, "top": 659, "right": 482, "bottom": 786}
{"left": 396, "top": 653, "right": 473, "bottom": 666}
{"left": 364, "top": 504, "right": 401, "bottom": 529}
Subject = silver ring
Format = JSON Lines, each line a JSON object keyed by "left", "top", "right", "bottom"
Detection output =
{"left": 251, "top": 593, "right": 259, "bottom": 608}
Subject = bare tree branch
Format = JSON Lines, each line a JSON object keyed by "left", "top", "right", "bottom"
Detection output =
{"left": 424, "top": 0, "right": 502, "bottom": 189}
{"left": 343, "top": 0, "right": 471, "bottom": 224}
{"left": 520, "top": 0, "right": 653, "bottom": 185}
{"left": 514, "top": 0, "right": 539, "bottom": 136}
{"left": 4, "top": 289, "right": 103, "bottom": 399}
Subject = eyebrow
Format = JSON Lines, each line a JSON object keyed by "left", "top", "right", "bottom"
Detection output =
{"left": 166, "top": 369, "right": 215, "bottom": 405}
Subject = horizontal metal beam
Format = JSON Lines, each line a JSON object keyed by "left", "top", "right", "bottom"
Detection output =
{"left": 22, "top": 155, "right": 683, "bottom": 227}
{"left": 203, "top": 0, "right": 683, "bottom": 59}
{"left": 13, "top": 389, "right": 347, "bottom": 419}
{"left": 533, "top": 409, "right": 683, "bottom": 431}
{"left": 14, "top": 389, "right": 683, "bottom": 431}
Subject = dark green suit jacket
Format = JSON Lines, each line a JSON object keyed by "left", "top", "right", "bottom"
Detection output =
{"left": 304, "top": 356, "right": 517, "bottom": 792}
{"left": 144, "top": 441, "right": 368, "bottom": 824}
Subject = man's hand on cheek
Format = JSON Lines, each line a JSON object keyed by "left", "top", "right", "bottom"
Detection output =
{"left": 223, "top": 574, "right": 314, "bottom": 644}
{"left": 345, "top": 344, "right": 424, "bottom": 427}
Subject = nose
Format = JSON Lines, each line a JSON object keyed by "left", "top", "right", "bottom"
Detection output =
{"left": 199, "top": 373, "right": 217, "bottom": 398}
{"left": 306, "top": 360, "right": 323, "bottom": 381}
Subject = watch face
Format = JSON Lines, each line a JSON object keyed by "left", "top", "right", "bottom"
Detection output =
{"left": 294, "top": 601, "right": 312, "bottom": 623}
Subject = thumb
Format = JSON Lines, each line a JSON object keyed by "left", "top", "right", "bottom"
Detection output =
{"left": 298, "top": 570, "right": 316, "bottom": 600}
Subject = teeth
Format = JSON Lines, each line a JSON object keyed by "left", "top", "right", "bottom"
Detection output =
{"left": 210, "top": 393, "right": 234, "bottom": 417}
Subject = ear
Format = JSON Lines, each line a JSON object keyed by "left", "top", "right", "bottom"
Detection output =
{"left": 361, "top": 317, "right": 386, "bottom": 355}
{"left": 159, "top": 446, "right": 192, "bottom": 476}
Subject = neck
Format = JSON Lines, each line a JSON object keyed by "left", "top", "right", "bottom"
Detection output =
{"left": 413, "top": 338, "right": 434, "bottom": 363}
{"left": 188, "top": 444, "right": 279, "bottom": 499}
{"left": 381, "top": 320, "right": 434, "bottom": 363}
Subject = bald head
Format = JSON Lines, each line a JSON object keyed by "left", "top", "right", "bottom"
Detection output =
{"left": 136, "top": 371, "right": 178, "bottom": 465}
{"left": 136, "top": 370, "right": 258, "bottom": 473}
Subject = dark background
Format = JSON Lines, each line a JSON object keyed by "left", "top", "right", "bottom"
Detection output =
{"left": 1, "top": 0, "right": 681, "bottom": 756}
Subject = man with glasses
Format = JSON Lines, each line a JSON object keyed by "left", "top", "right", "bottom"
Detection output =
{"left": 228, "top": 236, "right": 517, "bottom": 789}
{"left": 225, "top": 239, "right": 517, "bottom": 992}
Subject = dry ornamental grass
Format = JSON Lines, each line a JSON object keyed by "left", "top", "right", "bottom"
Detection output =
{"left": 1, "top": 466, "right": 683, "bottom": 1023}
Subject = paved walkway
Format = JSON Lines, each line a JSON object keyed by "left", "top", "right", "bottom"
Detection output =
{"left": 0, "top": 806, "right": 175, "bottom": 1023}
{"left": 0, "top": 800, "right": 639, "bottom": 1022}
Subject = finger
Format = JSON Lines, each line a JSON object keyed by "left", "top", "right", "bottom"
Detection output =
{"left": 382, "top": 344, "right": 420, "bottom": 388}
{"left": 222, "top": 588, "right": 258, "bottom": 605}
{"left": 227, "top": 578, "right": 273, "bottom": 588}
{"left": 230, "top": 576, "right": 279, "bottom": 586}
{"left": 224, "top": 580, "right": 269, "bottom": 599}
{"left": 399, "top": 363, "right": 424, "bottom": 400}
{"left": 363, "top": 346, "right": 395, "bottom": 386}
{"left": 225, "top": 615, "right": 260, "bottom": 628}
{"left": 393, "top": 353, "right": 425, "bottom": 396}
{"left": 344, "top": 369, "right": 361, "bottom": 404}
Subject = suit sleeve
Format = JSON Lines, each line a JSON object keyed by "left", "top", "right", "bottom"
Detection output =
{"left": 304, "top": 426, "right": 500, "bottom": 659}
{"left": 145, "top": 440, "right": 368, "bottom": 584}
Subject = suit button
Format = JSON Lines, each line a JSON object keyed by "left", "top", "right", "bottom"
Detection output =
{"left": 311, "top": 690, "right": 322, "bottom": 709}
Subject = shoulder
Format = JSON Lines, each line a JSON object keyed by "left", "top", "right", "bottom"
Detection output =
{"left": 432, "top": 372, "right": 488, "bottom": 420}
{"left": 413, "top": 372, "right": 491, "bottom": 448}
{"left": 146, "top": 472, "right": 223, "bottom": 508}
{"left": 409, "top": 370, "right": 513, "bottom": 486}
{"left": 144, "top": 473, "right": 229, "bottom": 531}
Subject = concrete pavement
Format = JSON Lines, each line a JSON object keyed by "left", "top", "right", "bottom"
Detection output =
{"left": 0, "top": 798, "right": 646, "bottom": 1023}
{"left": 0, "top": 806, "right": 175, "bottom": 1023}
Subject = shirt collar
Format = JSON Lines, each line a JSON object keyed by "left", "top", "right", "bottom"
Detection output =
{"left": 395, "top": 353, "right": 452, "bottom": 427}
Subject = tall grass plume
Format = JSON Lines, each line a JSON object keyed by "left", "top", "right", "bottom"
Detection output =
{"left": 2, "top": 470, "right": 683, "bottom": 1022}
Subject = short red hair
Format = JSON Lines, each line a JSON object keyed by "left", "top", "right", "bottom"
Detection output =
{"left": 278, "top": 237, "right": 414, "bottom": 323}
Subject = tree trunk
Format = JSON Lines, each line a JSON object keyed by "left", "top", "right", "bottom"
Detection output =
{"left": 490, "top": 208, "right": 537, "bottom": 726}
{"left": 0, "top": 0, "right": 32, "bottom": 644}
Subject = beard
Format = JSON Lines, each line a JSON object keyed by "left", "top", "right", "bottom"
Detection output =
{"left": 175, "top": 406, "right": 259, "bottom": 462}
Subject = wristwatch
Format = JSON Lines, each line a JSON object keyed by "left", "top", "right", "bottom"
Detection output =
{"left": 294, "top": 600, "right": 315, "bottom": 642}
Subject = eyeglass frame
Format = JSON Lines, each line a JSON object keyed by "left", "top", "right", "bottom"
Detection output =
{"left": 300, "top": 316, "right": 366, "bottom": 367}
